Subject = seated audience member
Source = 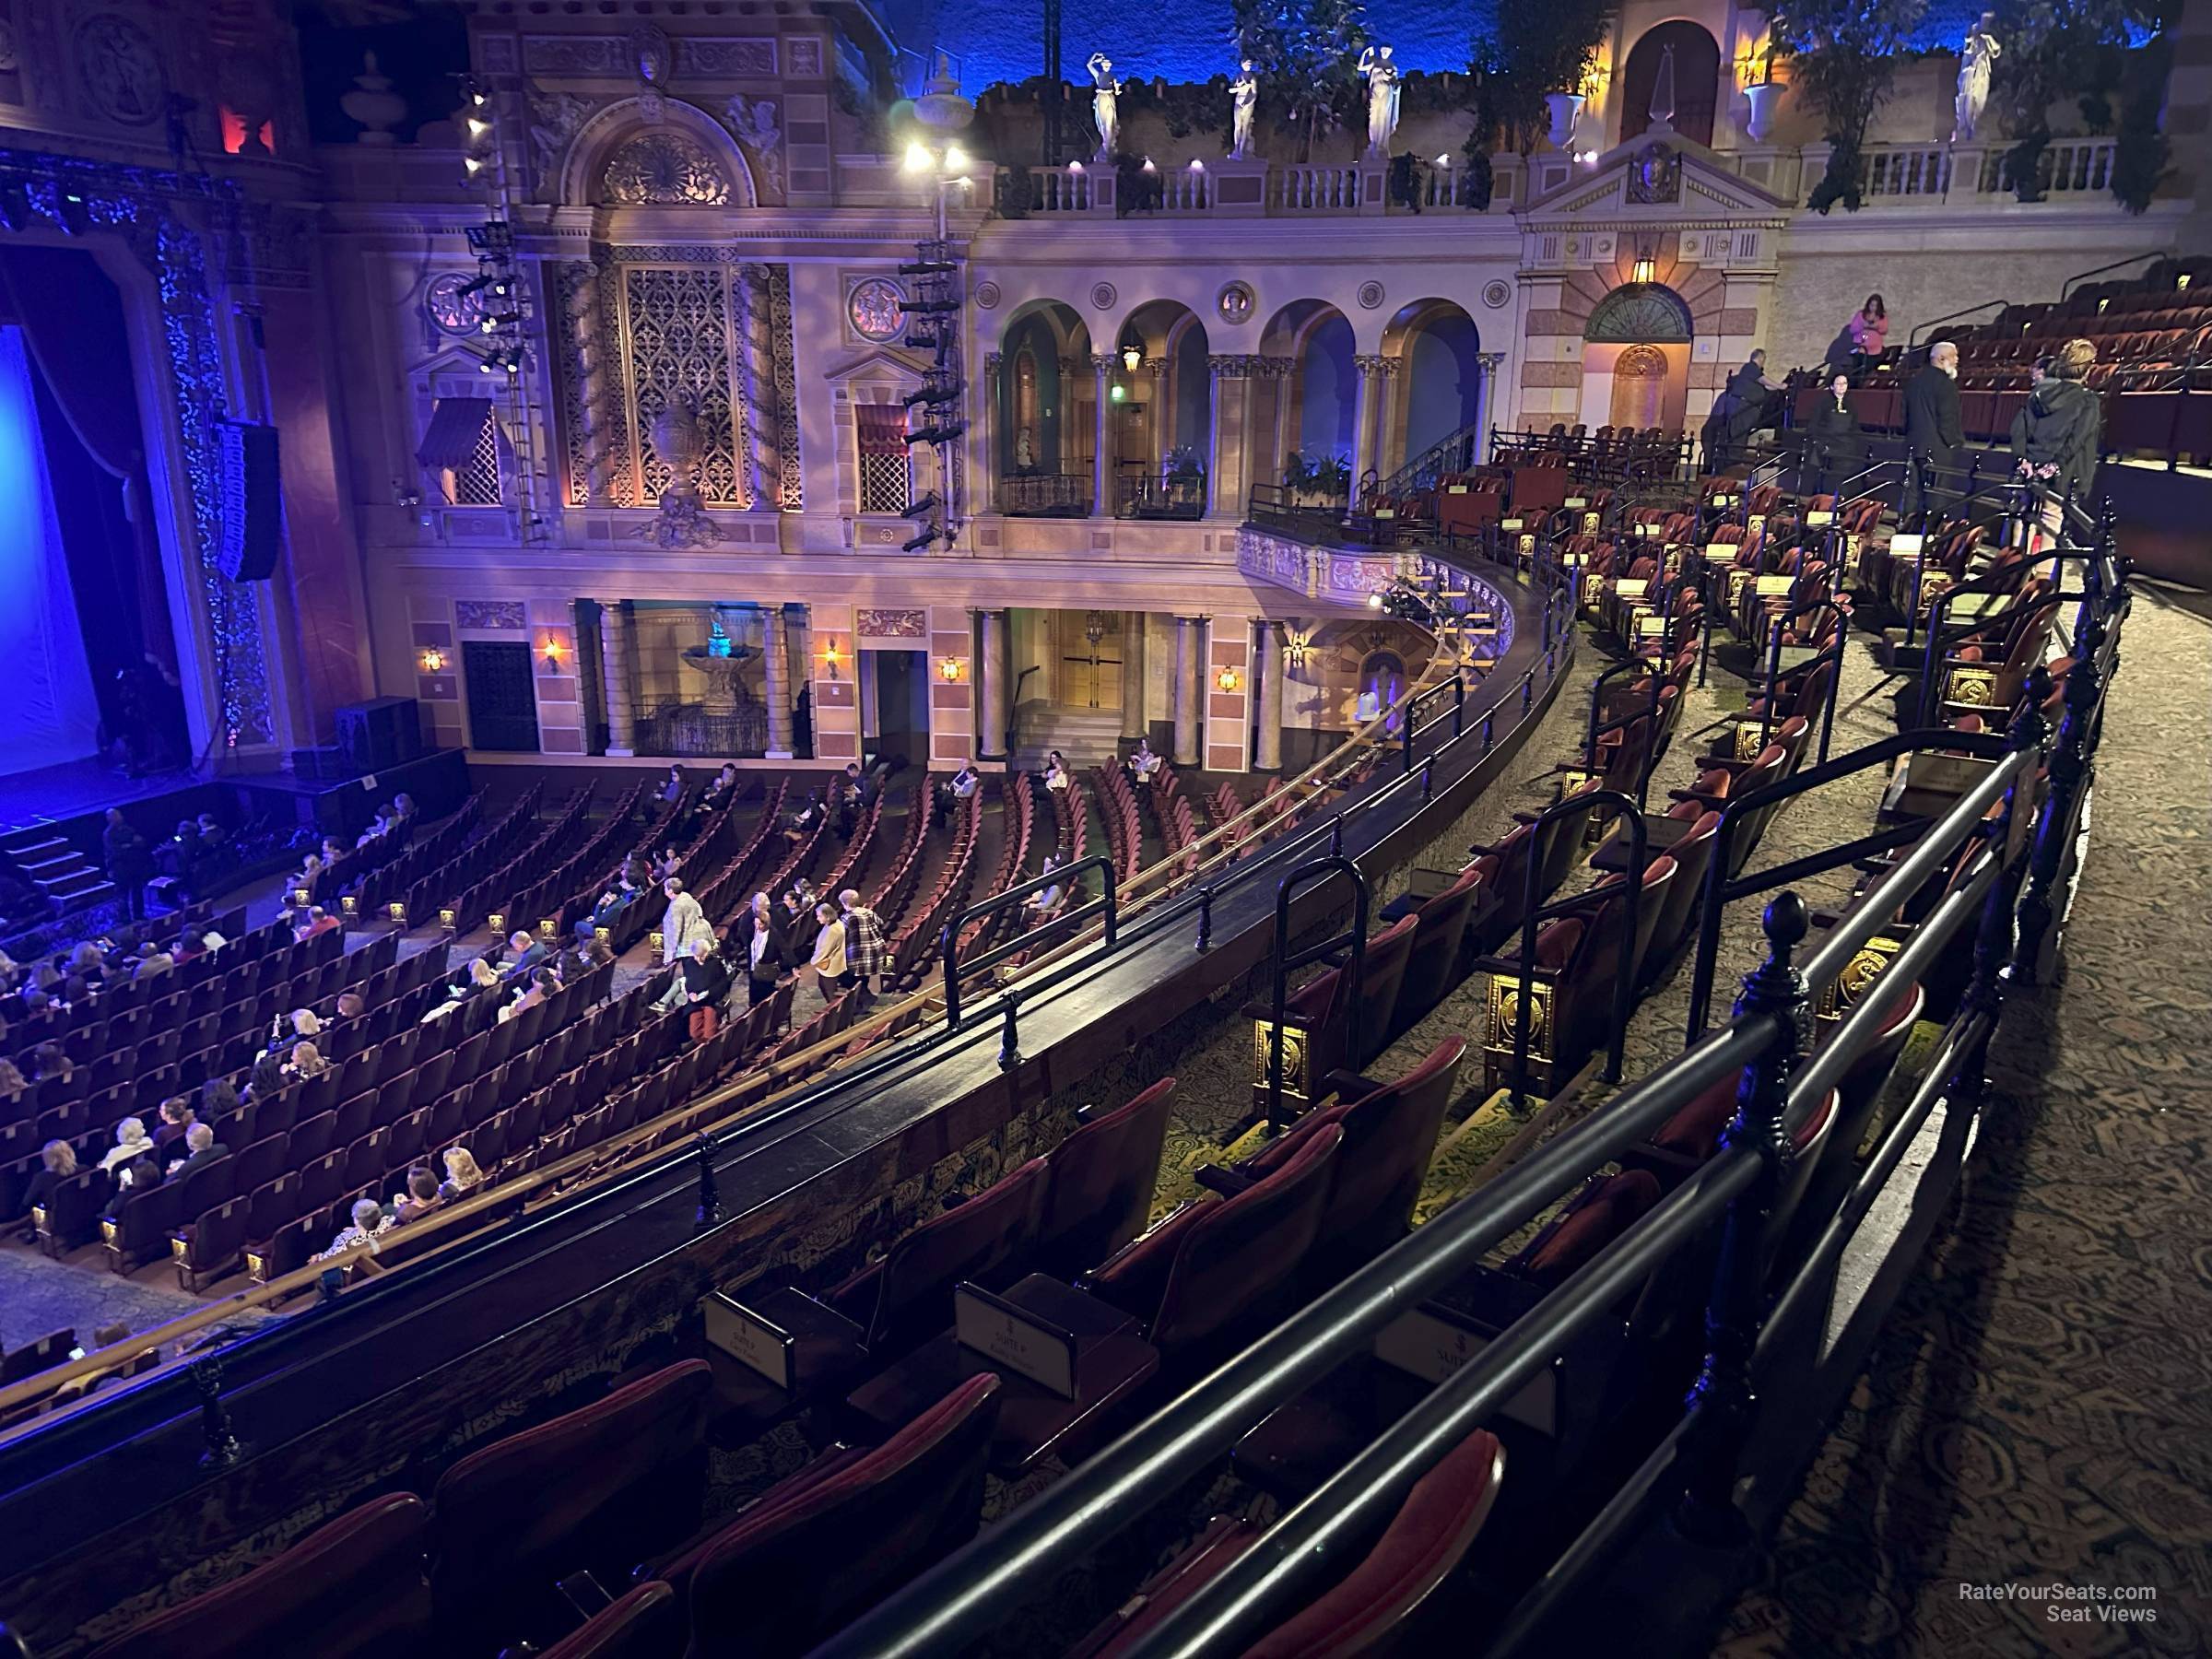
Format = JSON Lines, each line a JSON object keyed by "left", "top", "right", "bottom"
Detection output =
{"left": 247, "top": 1048, "right": 288, "bottom": 1100}
{"left": 661, "top": 762, "right": 687, "bottom": 806}
{"left": 950, "top": 763, "right": 980, "bottom": 798}
{"left": 0, "top": 1055, "right": 25, "bottom": 1100}
{"left": 440, "top": 1147, "right": 486, "bottom": 1203}
{"left": 201, "top": 1076, "right": 241, "bottom": 1124}
{"left": 314, "top": 1197, "right": 390, "bottom": 1270}
{"left": 393, "top": 1166, "right": 445, "bottom": 1223}
{"left": 1129, "top": 735, "right": 1162, "bottom": 780}
{"left": 1042, "top": 751, "right": 1071, "bottom": 793}
{"left": 321, "top": 836, "right": 347, "bottom": 865}
{"left": 165, "top": 1122, "right": 228, "bottom": 1180}
{"left": 502, "top": 928, "right": 548, "bottom": 982}
{"left": 704, "top": 762, "right": 740, "bottom": 811}
{"left": 561, "top": 919, "right": 614, "bottom": 980}
{"left": 153, "top": 1096, "right": 197, "bottom": 1152}
{"left": 680, "top": 937, "right": 730, "bottom": 1041}
{"left": 98, "top": 1117, "right": 155, "bottom": 1175}
{"left": 287, "top": 1041, "right": 329, "bottom": 1081}
{"left": 133, "top": 945, "right": 174, "bottom": 982}
{"left": 782, "top": 792, "right": 826, "bottom": 850}
{"left": 103, "top": 1149, "right": 162, "bottom": 1219}
{"left": 500, "top": 968, "right": 557, "bottom": 1024}
{"left": 284, "top": 1007, "right": 324, "bottom": 1053}
{"left": 196, "top": 811, "right": 226, "bottom": 848}
{"left": 335, "top": 990, "right": 366, "bottom": 1024}
{"left": 29, "top": 1041, "right": 69, "bottom": 1084}
{"left": 1025, "top": 855, "right": 1068, "bottom": 921}
{"left": 18, "top": 1141, "right": 79, "bottom": 1240}
{"left": 303, "top": 905, "right": 342, "bottom": 939}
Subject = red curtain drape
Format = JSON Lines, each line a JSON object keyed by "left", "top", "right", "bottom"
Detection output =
{"left": 856, "top": 404, "right": 910, "bottom": 457}
{"left": 0, "top": 243, "right": 177, "bottom": 677}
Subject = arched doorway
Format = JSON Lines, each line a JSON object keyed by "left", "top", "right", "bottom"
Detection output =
{"left": 1112, "top": 300, "right": 1209, "bottom": 517}
{"left": 994, "top": 300, "right": 1091, "bottom": 514}
{"left": 1580, "top": 283, "right": 1693, "bottom": 439}
{"left": 1258, "top": 300, "right": 1357, "bottom": 501}
{"left": 1381, "top": 299, "right": 1484, "bottom": 479}
{"left": 1618, "top": 22, "right": 1723, "bottom": 147}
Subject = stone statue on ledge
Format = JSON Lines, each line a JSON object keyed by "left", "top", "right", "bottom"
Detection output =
{"left": 1953, "top": 13, "right": 2001, "bottom": 143}
{"left": 1088, "top": 53, "right": 1122, "bottom": 159}
{"left": 1359, "top": 44, "right": 1400, "bottom": 156}
{"left": 1230, "top": 60, "right": 1259, "bottom": 159}
{"left": 635, "top": 393, "right": 724, "bottom": 547}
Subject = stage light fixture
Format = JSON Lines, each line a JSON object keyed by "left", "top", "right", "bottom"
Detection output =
{"left": 901, "top": 528, "right": 936, "bottom": 552}
{"left": 457, "top": 273, "right": 495, "bottom": 300}
{"left": 483, "top": 310, "right": 524, "bottom": 330}
{"left": 901, "top": 139, "right": 933, "bottom": 174}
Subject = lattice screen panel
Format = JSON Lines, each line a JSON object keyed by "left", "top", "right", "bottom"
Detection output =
{"left": 619, "top": 266, "right": 744, "bottom": 506}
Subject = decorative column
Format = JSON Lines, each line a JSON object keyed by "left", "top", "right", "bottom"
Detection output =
{"left": 1207, "top": 356, "right": 1255, "bottom": 518}
{"left": 1091, "top": 352, "right": 1116, "bottom": 515}
{"left": 597, "top": 597, "right": 638, "bottom": 756}
{"left": 1255, "top": 620, "right": 1288, "bottom": 771}
{"left": 1121, "top": 611, "right": 1148, "bottom": 740}
{"left": 976, "top": 607, "right": 1011, "bottom": 759}
{"left": 762, "top": 605, "right": 793, "bottom": 759}
{"left": 980, "top": 351, "right": 1004, "bottom": 513}
{"left": 566, "top": 263, "right": 615, "bottom": 506}
{"left": 1351, "top": 353, "right": 1399, "bottom": 493}
{"left": 1475, "top": 351, "right": 1505, "bottom": 465}
{"left": 1172, "top": 615, "right": 1202, "bottom": 766}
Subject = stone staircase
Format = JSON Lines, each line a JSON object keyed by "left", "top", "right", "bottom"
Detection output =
{"left": 1009, "top": 705, "right": 1125, "bottom": 771}
{"left": 2, "top": 825, "right": 116, "bottom": 917}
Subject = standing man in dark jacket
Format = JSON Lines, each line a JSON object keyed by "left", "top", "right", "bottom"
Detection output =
{"left": 1902, "top": 341, "right": 1966, "bottom": 523}
{"left": 2010, "top": 337, "right": 2102, "bottom": 539}
{"left": 102, "top": 809, "right": 152, "bottom": 922}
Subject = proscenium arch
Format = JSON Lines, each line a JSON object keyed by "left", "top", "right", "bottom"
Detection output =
{"left": 555, "top": 98, "right": 759, "bottom": 208}
{"left": 1583, "top": 282, "right": 1695, "bottom": 345}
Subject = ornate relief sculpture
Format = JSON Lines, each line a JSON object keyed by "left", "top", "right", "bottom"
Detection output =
{"left": 1358, "top": 45, "right": 1400, "bottom": 156}
{"left": 1953, "top": 13, "right": 2001, "bottom": 144}
{"left": 526, "top": 85, "right": 592, "bottom": 192}
{"left": 1088, "top": 53, "right": 1121, "bottom": 159}
{"left": 724, "top": 96, "right": 782, "bottom": 196}
{"left": 600, "top": 131, "right": 733, "bottom": 206}
{"left": 638, "top": 392, "right": 724, "bottom": 546}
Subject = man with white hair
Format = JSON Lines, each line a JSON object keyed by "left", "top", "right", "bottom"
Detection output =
{"left": 1903, "top": 339, "right": 1966, "bottom": 522}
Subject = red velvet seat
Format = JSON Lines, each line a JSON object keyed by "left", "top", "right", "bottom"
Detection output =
{"left": 1235, "top": 1038, "right": 1467, "bottom": 1277}
{"left": 1087, "top": 1122, "right": 1342, "bottom": 1374}
{"left": 1064, "top": 1516, "right": 1262, "bottom": 1659}
{"left": 1507, "top": 1170, "right": 1664, "bottom": 1289}
{"left": 824, "top": 1155, "right": 1049, "bottom": 1355}
{"left": 1388, "top": 863, "right": 1485, "bottom": 1035}
{"left": 677, "top": 1374, "right": 1002, "bottom": 1658}
{"left": 1241, "top": 1426, "right": 1506, "bottom": 1658}
{"left": 1034, "top": 1078, "right": 1179, "bottom": 1278}
{"left": 538, "top": 1582, "right": 683, "bottom": 1659}
{"left": 84, "top": 1493, "right": 432, "bottom": 1659}
{"left": 430, "top": 1359, "right": 712, "bottom": 1653}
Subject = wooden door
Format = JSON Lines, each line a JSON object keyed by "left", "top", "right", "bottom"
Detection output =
{"left": 1055, "top": 613, "right": 1124, "bottom": 709}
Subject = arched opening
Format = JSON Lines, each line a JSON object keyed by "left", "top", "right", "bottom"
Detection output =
{"left": 1579, "top": 283, "right": 1693, "bottom": 441}
{"left": 994, "top": 300, "right": 1091, "bottom": 516}
{"left": 1618, "top": 21, "right": 1723, "bottom": 148}
{"left": 1112, "top": 300, "right": 1208, "bottom": 518}
{"left": 1258, "top": 300, "right": 1357, "bottom": 502}
{"left": 1357, "top": 650, "right": 1407, "bottom": 730}
{"left": 1381, "top": 299, "right": 1484, "bottom": 480}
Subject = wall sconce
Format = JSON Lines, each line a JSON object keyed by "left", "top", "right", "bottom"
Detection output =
{"left": 822, "top": 641, "right": 842, "bottom": 680}
{"left": 418, "top": 646, "right": 446, "bottom": 674}
{"left": 1216, "top": 665, "right": 1241, "bottom": 692}
{"left": 1284, "top": 633, "right": 1312, "bottom": 668}
{"left": 938, "top": 655, "right": 965, "bottom": 682}
{"left": 540, "top": 637, "right": 562, "bottom": 672}
{"left": 1631, "top": 253, "right": 1655, "bottom": 285}
{"left": 1120, "top": 343, "right": 1143, "bottom": 374}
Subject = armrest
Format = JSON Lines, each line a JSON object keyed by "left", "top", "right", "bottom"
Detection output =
{"left": 1617, "top": 1142, "right": 1703, "bottom": 1193}
{"left": 1194, "top": 1163, "right": 1256, "bottom": 1199}
{"left": 558, "top": 1571, "right": 617, "bottom": 1622}
{"left": 1466, "top": 953, "right": 1562, "bottom": 983}
{"left": 1321, "top": 1068, "right": 1384, "bottom": 1102}
{"left": 1081, "top": 1198, "right": 1206, "bottom": 1323}
{"left": 1665, "top": 788, "right": 1727, "bottom": 808}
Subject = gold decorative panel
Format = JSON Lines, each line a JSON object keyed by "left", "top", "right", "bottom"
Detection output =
{"left": 1253, "top": 1019, "right": 1311, "bottom": 1104}
{"left": 619, "top": 266, "right": 744, "bottom": 507}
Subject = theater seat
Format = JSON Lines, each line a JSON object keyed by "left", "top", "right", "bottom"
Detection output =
{"left": 84, "top": 1493, "right": 432, "bottom": 1659}
{"left": 1064, "top": 1516, "right": 1263, "bottom": 1659}
{"left": 538, "top": 1581, "right": 683, "bottom": 1659}
{"left": 1033, "top": 1078, "right": 1179, "bottom": 1278}
{"left": 824, "top": 1155, "right": 1049, "bottom": 1355}
{"left": 1228, "top": 1038, "right": 1468, "bottom": 1279}
{"left": 430, "top": 1359, "right": 712, "bottom": 1653}
{"left": 1507, "top": 1171, "right": 1663, "bottom": 1290}
{"left": 1241, "top": 1427, "right": 1506, "bottom": 1659}
{"left": 1087, "top": 1122, "right": 1342, "bottom": 1375}
{"left": 677, "top": 1374, "right": 1001, "bottom": 1658}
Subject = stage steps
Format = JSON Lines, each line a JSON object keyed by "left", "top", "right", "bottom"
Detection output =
{"left": 1010, "top": 706, "right": 1124, "bottom": 771}
{"left": 2, "top": 828, "right": 116, "bottom": 913}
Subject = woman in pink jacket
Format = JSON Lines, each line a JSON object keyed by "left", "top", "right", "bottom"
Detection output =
{"left": 1847, "top": 293, "right": 1889, "bottom": 364}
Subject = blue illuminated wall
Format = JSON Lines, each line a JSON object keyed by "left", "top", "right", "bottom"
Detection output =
{"left": 0, "top": 325, "right": 100, "bottom": 777}
{"left": 882, "top": 0, "right": 1991, "bottom": 99}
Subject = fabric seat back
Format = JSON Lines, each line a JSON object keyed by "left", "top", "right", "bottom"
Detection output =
{"left": 1035, "top": 1079, "right": 1179, "bottom": 1278}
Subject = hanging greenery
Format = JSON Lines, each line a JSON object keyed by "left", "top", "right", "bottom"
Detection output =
{"left": 1773, "top": 0, "right": 1929, "bottom": 213}
{"left": 1994, "top": 0, "right": 2169, "bottom": 204}
{"left": 1467, "top": 0, "right": 1609, "bottom": 157}
{"left": 1228, "top": 0, "right": 1370, "bottom": 160}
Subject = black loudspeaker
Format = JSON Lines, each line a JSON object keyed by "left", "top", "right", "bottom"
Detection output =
{"left": 335, "top": 697, "right": 423, "bottom": 774}
{"left": 289, "top": 745, "right": 350, "bottom": 782}
{"left": 217, "top": 421, "right": 283, "bottom": 581}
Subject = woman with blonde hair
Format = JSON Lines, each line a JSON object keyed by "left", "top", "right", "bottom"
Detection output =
{"left": 288, "top": 1041, "right": 328, "bottom": 1080}
{"left": 0, "top": 1055, "right": 26, "bottom": 1097}
{"left": 2010, "top": 336, "right": 2101, "bottom": 540}
{"left": 21, "top": 1140, "right": 78, "bottom": 1229}
{"left": 441, "top": 1146, "right": 485, "bottom": 1200}
{"left": 289, "top": 1007, "right": 323, "bottom": 1041}
{"left": 808, "top": 900, "right": 847, "bottom": 1006}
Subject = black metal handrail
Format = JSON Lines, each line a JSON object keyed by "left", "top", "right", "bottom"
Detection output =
{"left": 1259, "top": 856, "right": 1369, "bottom": 1129}
{"left": 939, "top": 852, "right": 1117, "bottom": 1033}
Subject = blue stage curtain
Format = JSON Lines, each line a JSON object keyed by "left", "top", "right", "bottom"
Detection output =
{"left": 0, "top": 324, "right": 100, "bottom": 776}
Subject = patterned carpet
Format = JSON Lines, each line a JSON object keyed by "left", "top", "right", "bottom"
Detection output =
{"left": 1716, "top": 582, "right": 2212, "bottom": 1656}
